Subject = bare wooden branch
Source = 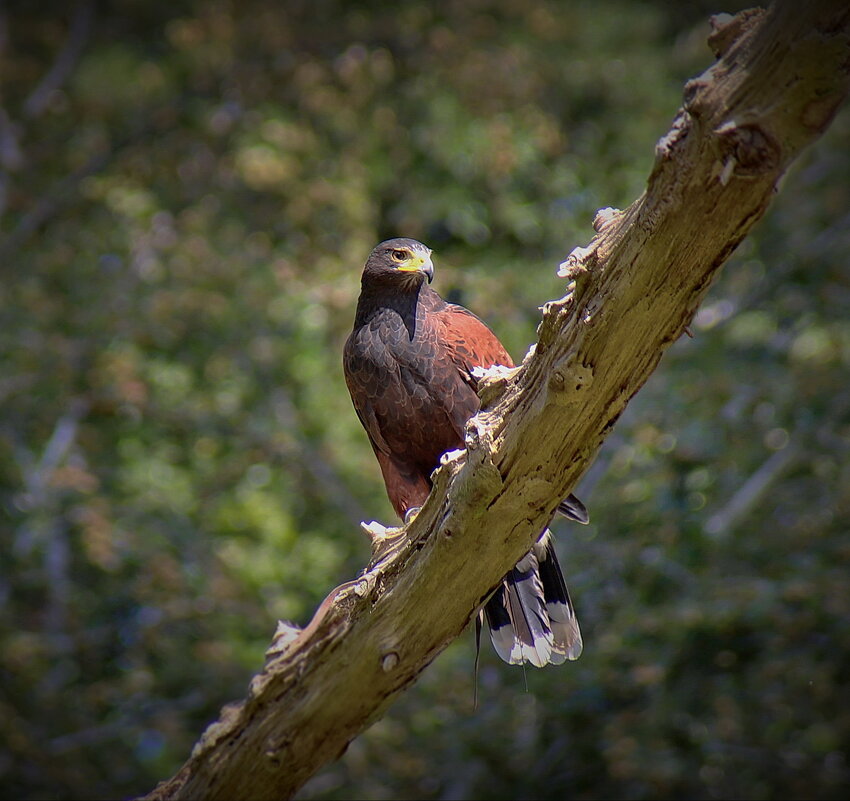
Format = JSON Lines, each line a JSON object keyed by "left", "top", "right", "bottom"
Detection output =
{"left": 704, "top": 390, "right": 850, "bottom": 535}
{"left": 704, "top": 440, "right": 802, "bottom": 537}
{"left": 142, "top": 3, "right": 850, "bottom": 800}
{"left": 23, "top": 1, "right": 94, "bottom": 119}
{"left": 0, "top": 146, "right": 110, "bottom": 262}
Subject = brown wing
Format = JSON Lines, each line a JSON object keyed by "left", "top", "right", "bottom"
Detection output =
{"left": 435, "top": 303, "right": 514, "bottom": 370}
{"left": 343, "top": 308, "right": 469, "bottom": 517}
{"left": 343, "top": 331, "right": 431, "bottom": 517}
{"left": 343, "top": 295, "right": 513, "bottom": 519}
{"left": 431, "top": 303, "right": 514, "bottom": 437}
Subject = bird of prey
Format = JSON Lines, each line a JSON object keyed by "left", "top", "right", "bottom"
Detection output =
{"left": 343, "top": 238, "right": 588, "bottom": 667}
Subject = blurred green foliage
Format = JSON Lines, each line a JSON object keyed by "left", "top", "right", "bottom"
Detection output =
{"left": 1, "top": 1, "right": 848, "bottom": 799}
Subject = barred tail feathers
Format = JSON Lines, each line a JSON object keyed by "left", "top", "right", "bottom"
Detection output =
{"left": 483, "top": 529, "right": 582, "bottom": 667}
{"left": 557, "top": 493, "right": 590, "bottom": 525}
{"left": 536, "top": 530, "right": 583, "bottom": 662}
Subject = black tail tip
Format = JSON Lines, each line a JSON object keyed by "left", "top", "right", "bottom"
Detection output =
{"left": 557, "top": 493, "right": 589, "bottom": 524}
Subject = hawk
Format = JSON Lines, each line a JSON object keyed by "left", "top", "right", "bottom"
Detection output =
{"left": 343, "top": 238, "right": 588, "bottom": 667}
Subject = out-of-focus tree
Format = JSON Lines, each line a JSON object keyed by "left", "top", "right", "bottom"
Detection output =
{"left": 0, "top": 2, "right": 847, "bottom": 800}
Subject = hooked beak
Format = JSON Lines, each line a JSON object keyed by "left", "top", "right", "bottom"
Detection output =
{"left": 419, "top": 255, "right": 434, "bottom": 283}
{"left": 398, "top": 253, "right": 434, "bottom": 283}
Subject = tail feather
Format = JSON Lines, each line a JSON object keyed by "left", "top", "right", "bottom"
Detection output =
{"left": 536, "top": 531, "right": 583, "bottom": 662}
{"left": 484, "top": 529, "right": 582, "bottom": 667}
{"left": 557, "top": 493, "right": 589, "bottom": 525}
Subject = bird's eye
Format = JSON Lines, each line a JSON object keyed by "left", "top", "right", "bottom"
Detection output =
{"left": 391, "top": 249, "right": 408, "bottom": 262}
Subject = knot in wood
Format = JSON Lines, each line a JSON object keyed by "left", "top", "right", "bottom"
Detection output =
{"left": 472, "top": 363, "right": 516, "bottom": 408}
{"left": 381, "top": 651, "right": 399, "bottom": 672}
{"left": 593, "top": 207, "right": 621, "bottom": 234}
{"left": 707, "top": 9, "right": 764, "bottom": 59}
{"left": 541, "top": 298, "right": 569, "bottom": 320}
{"left": 264, "top": 733, "right": 291, "bottom": 764}
{"left": 549, "top": 368, "right": 566, "bottom": 391}
{"left": 464, "top": 417, "right": 495, "bottom": 456}
{"left": 715, "top": 121, "right": 780, "bottom": 178}
{"left": 682, "top": 79, "right": 708, "bottom": 118}
{"left": 548, "top": 360, "right": 594, "bottom": 404}
{"left": 707, "top": 13, "right": 737, "bottom": 57}
{"left": 557, "top": 245, "right": 595, "bottom": 280}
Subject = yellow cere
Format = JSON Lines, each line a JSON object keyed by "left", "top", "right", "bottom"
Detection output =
{"left": 397, "top": 254, "right": 432, "bottom": 272}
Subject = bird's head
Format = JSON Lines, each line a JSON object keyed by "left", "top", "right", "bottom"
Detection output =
{"left": 362, "top": 238, "right": 434, "bottom": 287}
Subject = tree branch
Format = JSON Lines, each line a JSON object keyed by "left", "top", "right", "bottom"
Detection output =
{"left": 0, "top": 145, "right": 111, "bottom": 261}
{"left": 142, "top": 4, "right": 850, "bottom": 799}
{"left": 23, "top": 1, "right": 94, "bottom": 119}
{"left": 704, "top": 390, "right": 850, "bottom": 536}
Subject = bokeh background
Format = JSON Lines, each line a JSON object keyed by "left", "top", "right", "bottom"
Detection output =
{"left": 1, "top": 1, "right": 848, "bottom": 799}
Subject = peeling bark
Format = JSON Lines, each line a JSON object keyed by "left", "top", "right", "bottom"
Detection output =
{"left": 142, "top": 3, "right": 850, "bottom": 799}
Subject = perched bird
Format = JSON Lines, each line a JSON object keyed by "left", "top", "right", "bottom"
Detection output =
{"left": 343, "top": 238, "right": 588, "bottom": 667}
